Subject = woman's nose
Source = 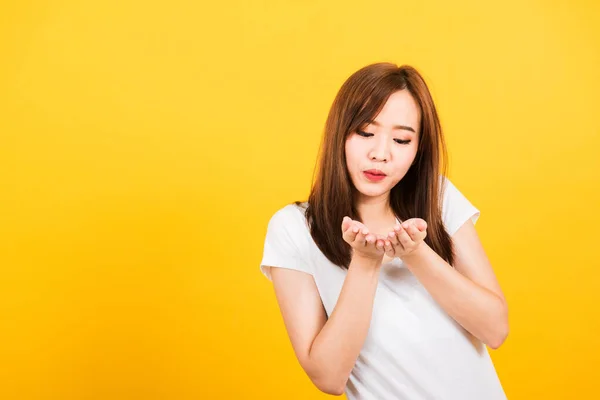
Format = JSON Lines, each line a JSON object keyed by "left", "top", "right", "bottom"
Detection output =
{"left": 370, "top": 138, "right": 390, "bottom": 161}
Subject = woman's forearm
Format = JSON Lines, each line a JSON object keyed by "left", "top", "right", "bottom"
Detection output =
{"left": 307, "top": 256, "right": 381, "bottom": 395}
{"left": 403, "top": 243, "right": 508, "bottom": 349}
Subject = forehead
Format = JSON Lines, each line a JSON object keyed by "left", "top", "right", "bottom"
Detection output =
{"left": 369, "top": 90, "right": 420, "bottom": 128}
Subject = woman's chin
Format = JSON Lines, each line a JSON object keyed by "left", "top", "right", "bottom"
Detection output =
{"left": 355, "top": 186, "right": 390, "bottom": 199}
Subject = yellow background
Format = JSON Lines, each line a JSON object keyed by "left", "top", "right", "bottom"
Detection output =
{"left": 1, "top": 1, "right": 599, "bottom": 399}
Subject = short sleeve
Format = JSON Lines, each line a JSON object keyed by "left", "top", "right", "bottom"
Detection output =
{"left": 259, "top": 204, "right": 313, "bottom": 281}
{"left": 441, "top": 177, "right": 481, "bottom": 236}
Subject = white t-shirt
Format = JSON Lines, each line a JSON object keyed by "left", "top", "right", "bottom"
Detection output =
{"left": 259, "top": 177, "right": 507, "bottom": 400}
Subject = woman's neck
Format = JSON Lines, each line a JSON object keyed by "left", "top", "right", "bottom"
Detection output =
{"left": 356, "top": 196, "right": 398, "bottom": 237}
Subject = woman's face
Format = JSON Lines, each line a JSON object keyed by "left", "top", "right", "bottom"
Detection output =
{"left": 345, "top": 89, "right": 421, "bottom": 204}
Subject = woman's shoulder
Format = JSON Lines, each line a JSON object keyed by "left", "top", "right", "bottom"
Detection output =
{"left": 260, "top": 201, "right": 313, "bottom": 279}
{"left": 271, "top": 200, "right": 307, "bottom": 216}
{"left": 438, "top": 175, "right": 481, "bottom": 236}
{"left": 267, "top": 201, "right": 310, "bottom": 232}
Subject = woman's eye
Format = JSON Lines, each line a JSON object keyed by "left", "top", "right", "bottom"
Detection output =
{"left": 357, "top": 131, "right": 411, "bottom": 145}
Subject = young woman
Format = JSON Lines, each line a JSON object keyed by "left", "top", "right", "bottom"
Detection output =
{"left": 259, "top": 62, "right": 508, "bottom": 399}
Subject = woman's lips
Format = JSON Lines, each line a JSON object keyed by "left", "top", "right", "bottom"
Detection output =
{"left": 363, "top": 171, "right": 386, "bottom": 182}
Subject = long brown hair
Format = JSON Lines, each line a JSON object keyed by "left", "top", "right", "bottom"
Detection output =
{"left": 295, "top": 62, "right": 454, "bottom": 269}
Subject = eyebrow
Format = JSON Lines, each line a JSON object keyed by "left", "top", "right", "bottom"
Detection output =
{"left": 366, "top": 119, "right": 416, "bottom": 133}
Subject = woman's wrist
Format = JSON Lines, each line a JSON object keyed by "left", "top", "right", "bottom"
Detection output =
{"left": 349, "top": 254, "right": 382, "bottom": 273}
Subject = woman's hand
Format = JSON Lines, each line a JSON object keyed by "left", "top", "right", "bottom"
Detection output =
{"left": 383, "top": 218, "right": 427, "bottom": 258}
{"left": 342, "top": 216, "right": 386, "bottom": 262}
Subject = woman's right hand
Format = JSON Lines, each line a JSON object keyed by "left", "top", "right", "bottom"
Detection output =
{"left": 341, "top": 216, "right": 386, "bottom": 262}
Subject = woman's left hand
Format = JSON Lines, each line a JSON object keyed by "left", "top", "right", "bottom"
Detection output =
{"left": 383, "top": 218, "right": 428, "bottom": 258}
